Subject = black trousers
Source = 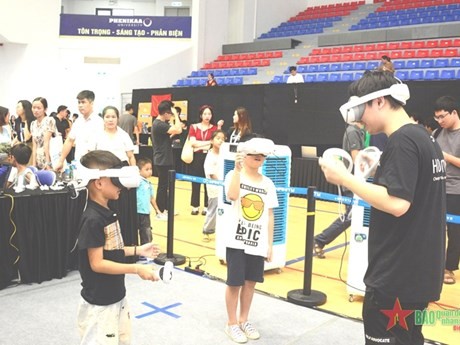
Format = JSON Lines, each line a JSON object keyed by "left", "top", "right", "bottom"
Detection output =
{"left": 155, "top": 165, "right": 172, "bottom": 213}
{"left": 446, "top": 194, "right": 460, "bottom": 271}
{"left": 363, "top": 288, "right": 428, "bottom": 345}
{"left": 188, "top": 152, "right": 208, "bottom": 208}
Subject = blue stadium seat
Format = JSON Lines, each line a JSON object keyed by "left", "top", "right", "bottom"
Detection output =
{"left": 409, "top": 70, "right": 424, "bottom": 80}
{"left": 190, "top": 71, "right": 199, "bottom": 77}
{"left": 393, "top": 61, "right": 406, "bottom": 69}
{"left": 457, "top": 69, "right": 460, "bottom": 79}
{"left": 176, "top": 79, "right": 185, "bottom": 87}
{"left": 354, "top": 72, "right": 364, "bottom": 80}
{"left": 305, "top": 74, "right": 317, "bottom": 82}
{"left": 329, "top": 73, "right": 341, "bottom": 82}
{"left": 317, "top": 73, "right": 329, "bottom": 82}
{"left": 239, "top": 68, "right": 249, "bottom": 75}
{"left": 319, "top": 64, "right": 330, "bottom": 72}
{"left": 231, "top": 69, "right": 240, "bottom": 76}
{"left": 297, "top": 66, "right": 308, "bottom": 73}
{"left": 407, "top": 60, "right": 420, "bottom": 69}
{"left": 421, "top": 59, "right": 434, "bottom": 68}
{"left": 184, "top": 79, "right": 192, "bottom": 86}
{"left": 342, "top": 62, "right": 353, "bottom": 71}
{"left": 232, "top": 77, "right": 243, "bottom": 85}
{"left": 435, "top": 59, "right": 449, "bottom": 68}
{"left": 191, "top": 79, "right": 200, "bottom": 87}
{"left": 248, "top": 68, "right": 257, "bottom": 75}
{"left": 451, "top": 58, "right": 460, "bottom": 67}
{"left": 221, "top": 69, "right": 230, "bottom": 77}
{"left": 216, "top": 77, "right": 225, "bottom": 85}
{"left": 395, "top": 71, "right": 409, "bottom": 80}
{"left": 214, "top": 70, "right": 222, "bottom": 77}
{"left": 330, "top": 63, "right": 342, "bottom": 71}
{"left": 307, "top": 65, "right": 319, "bottom": 73}
{"left": 198, "top": 70, "right": 208, "bottom": 77}
{"left": 283, "top": 75, "right": 289, "bottom": 83}
{"left": 424, "top": 70, "right": 439, "bottom": 80}
{"left": 271, "top": 76, "right": 283, "bottom": 84}
{"left": 353, "top": 62, "right": 366, "bottom": 70}
{"left": 366, "top": 61, "right": 379, "bottom": 70}
{"left": 199, "top": 79, "right": 207, "bottom": 86}
{"left": 225, "top": 77, "right": 234, "bottom": 85}
{"left": 341, "top": 73, "right": 353, "bottom": 81}
{"left": 440, "top": 69, "right": 456, "bottom": 79}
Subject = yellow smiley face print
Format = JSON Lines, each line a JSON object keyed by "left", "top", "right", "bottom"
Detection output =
{"left": 241, "top": 194, "right": 264, "bottom": 221}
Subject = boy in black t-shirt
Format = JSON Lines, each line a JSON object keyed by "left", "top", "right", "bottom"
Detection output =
{"left": 77, "top": 150, "right": 160, "bottom": 344}
{"left": 319, "top": 71, "right": 446, "bottom": 345}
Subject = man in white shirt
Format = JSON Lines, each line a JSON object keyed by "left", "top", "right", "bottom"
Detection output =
{"left": 54, "top": 90, "right": 104, "bottom": 171}
{"left": 286, "top": 66, "right": 304, "bottom": 84}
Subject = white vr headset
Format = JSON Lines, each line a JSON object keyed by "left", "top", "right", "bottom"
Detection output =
{"left": 70, "top": 164, "right": 140, "bottom": 195}
{"left": 339, "top": 82, "right": 410, "bottom": 124}
{"left": 237, "top": 138, "right": 275, "bottom": 156}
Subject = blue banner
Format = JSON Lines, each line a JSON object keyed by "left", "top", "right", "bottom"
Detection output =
{"left": 59, "top": 14, "right": 191, "bottom": 38}
{"left": 175, "top": 173, "right": 460, "bottom": 224}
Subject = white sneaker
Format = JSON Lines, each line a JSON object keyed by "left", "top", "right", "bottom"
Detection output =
{"left": 225, "top": 324, "right": 247, "bottom": 344}
{"left": 240, "top": 321, "right": 260, "bottom": 340}
{"left": 155, "top": 213, "right": 167, "bottom": 221}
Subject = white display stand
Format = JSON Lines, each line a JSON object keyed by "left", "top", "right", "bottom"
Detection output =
{"left": 215, "top": 143, "right": 291, "bottom": 272}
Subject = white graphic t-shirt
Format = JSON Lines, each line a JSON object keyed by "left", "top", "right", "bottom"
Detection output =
{"left": 224, "top": 170, "right": 278, "bottom": 257}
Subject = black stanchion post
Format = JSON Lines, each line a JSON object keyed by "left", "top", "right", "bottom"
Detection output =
{"left": 154, "top": 170, "right": 186, "bottom": 266}
{"left": 287, "top": 186, "right": 327, "bottom": 307}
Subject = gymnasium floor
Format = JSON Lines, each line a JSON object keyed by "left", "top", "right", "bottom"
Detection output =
{"left": 152, "top": 179, "right": 460, "bottom": 345}
{"left": 1, "top": 178, "right": 458, "bottom": 345}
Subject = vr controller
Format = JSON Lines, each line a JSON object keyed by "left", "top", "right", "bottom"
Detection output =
{"left": 68, "top": 164, "right": 141, "bottom": 198}
{"left": 157, "top": 261, "right": 173, "bottom": 283}
{"left": 322, "top": 146, "right": 381, "bottom": 180}
{"left": 237, "top": 138, "right": 275, "bottom": 156}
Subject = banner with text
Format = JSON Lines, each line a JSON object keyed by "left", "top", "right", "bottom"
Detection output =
{"left": 60, "top": 14, "right": 191, "bottom": 38}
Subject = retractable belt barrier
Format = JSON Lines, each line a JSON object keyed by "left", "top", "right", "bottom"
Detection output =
{"left": 175, "top": 173, "right": 460, "bottom": 224}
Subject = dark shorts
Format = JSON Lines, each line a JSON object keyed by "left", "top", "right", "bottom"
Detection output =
{"left": 226, "top": 248, "right": 264, "bottom": 286}
{"left": 363, "top": 288, "right": 428, "bottom": 345}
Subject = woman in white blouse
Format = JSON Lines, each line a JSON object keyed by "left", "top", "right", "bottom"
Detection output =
{"left": 95, "top": 106, "right": 136, "bottom": 166}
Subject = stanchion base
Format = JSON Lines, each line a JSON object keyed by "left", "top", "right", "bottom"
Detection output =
{"left": 154, "top": 253, "right": 186, "bottom": 266}
{"left": 287, "top": 289, "right": 327, "bottom": 307}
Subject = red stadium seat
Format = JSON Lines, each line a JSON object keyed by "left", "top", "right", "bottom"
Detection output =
{"left": 415, "top": 49, "right": 429, "bottom": 58}
{"left": 320, "top": 55, "right": 331, "bottom": 63}
{"left": 444, "top": 48, "right": 459, "bottom": 57}
{"left": 390, "top": 51, "right": 402, "bottom": 59}
{"left": 400, "top": 42, "right": 413, "bottom": 50}
{"left": 453, "top": 39, "right": 460, "bottom": 47}
{"left": 376, "top": 43, "right": 388, "bottom": 50}
{"left": 274, "top": 51, "right": 283, "bottom": 58}
{"left": 311, "top": 48, "right": 322, "bottom": 55}
{"left": 298, "top": 57, "right": 310, "bottom": 64}
{"left": 388, "top": 42, "right": 401, "bottom": 50}
{"left": 330, "top": 55, "right": 341, "bottom": 62}
{"left": 430, "top": 49, "right": 443, "bottom": 58}
{"left": 332, "top": 47, "right": 342, "bottom": 54}
{"left": 310, "top": 56, "right": 320, "bottom": 63}
{"left": 426, "top": 40, "right": 439, "bottom": 48}
{"left": 413, "top": 41, "right": 426, "bottom": 49}
{"left": 321, "top": 47, "right": 332, "bottom": 55}
{"left": 353, "top": 53, "right": 365, "bottom": 61}
{"left": 402, "top": 50, "right": 415, "bottom": 59}
{"left": 342, "top": 46, "right": 353, "bottom": 53}
{"left": 353, "top": 45, "right": 364, "bottom": 52}
{"left": 440, "top": 39, "right": 453, "bottom": 48}
{"left": 365, "top": 52, "right": 377, "bottom": 60}
{"left": 364, "top": 44, "right": 376, "bottom": 51}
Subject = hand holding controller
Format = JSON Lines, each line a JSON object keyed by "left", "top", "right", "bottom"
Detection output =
{"left": 354, "top": 146, "right": 381, "bottom": 179}
{"left": 158, "top": 261, "right": 173, "bottom": 284}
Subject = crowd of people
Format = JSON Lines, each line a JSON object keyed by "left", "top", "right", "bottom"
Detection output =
{"left": 1, "top": 72, "right": 459, "bottom": 345}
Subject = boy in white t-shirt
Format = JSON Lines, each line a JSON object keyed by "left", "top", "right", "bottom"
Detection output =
{"left": 7, "top": 143, "right": 39, "bottom": 190}
{"left": 223, "top": 136, "right": 278, "bottom": 343}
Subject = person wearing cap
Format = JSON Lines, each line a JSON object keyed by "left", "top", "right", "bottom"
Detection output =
{"left": 55, "top": 105, "right": 71, "bottom": 142}
{"left": 286, "top": 66, "right": 304, "bottom": 84}
{"left": 319, "top": 71, "right": 446, "bottom": 345}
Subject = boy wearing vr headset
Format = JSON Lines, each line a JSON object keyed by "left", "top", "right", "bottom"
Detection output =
{"left": 320, "top": 71, "right": 446, "bottom": 345}
{"left": 76, "top": 150, "right": 160, "bottom": 344}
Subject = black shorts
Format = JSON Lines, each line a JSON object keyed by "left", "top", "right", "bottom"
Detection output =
{"left": 363, "top": 288, "right": 428, "bottom": 345}
{"left": 226, "top": 247, "right": 264, "bottom": 286}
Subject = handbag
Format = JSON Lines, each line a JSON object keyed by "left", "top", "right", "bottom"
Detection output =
{"left": 181, "top": 136, "right": 194, "bottom": 164}
{"left": 49, "top": 129, "right": 64, "bottom": 170}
